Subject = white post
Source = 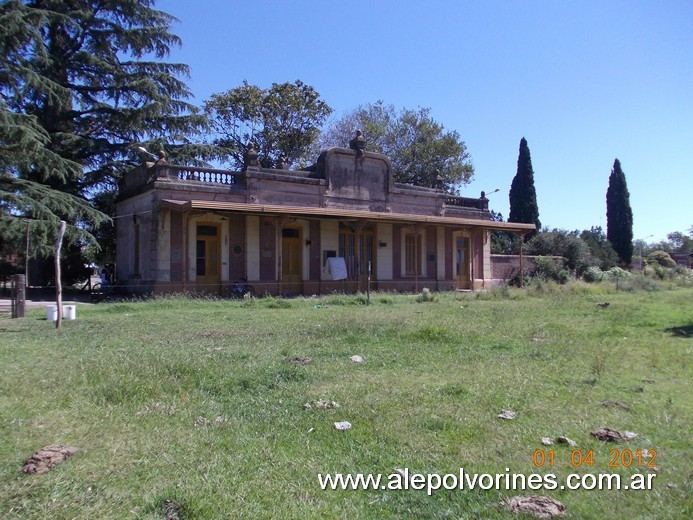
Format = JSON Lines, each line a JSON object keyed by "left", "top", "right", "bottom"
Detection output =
{"left": 55, "top": 220, "right": 66, "bottom": 329}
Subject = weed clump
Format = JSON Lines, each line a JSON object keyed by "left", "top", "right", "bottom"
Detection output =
{"left": 416, "top": 288, "right": 437, "bottom": 303}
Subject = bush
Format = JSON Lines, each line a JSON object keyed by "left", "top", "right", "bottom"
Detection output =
{"left": 671, "top": 266, "right": 693, "bottom": 287}
{"left": 672, "top": 265, "right": 693, "bottom": 281}
{"left": 528, "top": 278, "right": 563, "bottom": 295}
{"left": 606, "top": 266, "right": 630, "bottom": 279}
{"left": 532, "top": 256, "right": 570, "bottom": 284}
{"left": 619, "top": 273, "right": 659, "bottom": 292}
{"left": 525, "top": 229, "right": 594, "bottom": 275}
{"left": 507, "top": 269, "right": 530, "bottom": 288}
{"left": 644, "top": 263, "right": 668, "bottom": 280}
{"left": 647, "top": 250, "right": 677, "bottom": 268}
{"left": 416, "top": 287, "right": 437, "bottom": 303}
{"left": 606, "top": 266, "right": 630, "bottom": 290}
{"left": 582, "top": 266, "right": 604, "bottom": 283}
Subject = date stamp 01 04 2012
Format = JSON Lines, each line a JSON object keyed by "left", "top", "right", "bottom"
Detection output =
{"left": 532, "top": 448, "right": 658, "bottom": 469}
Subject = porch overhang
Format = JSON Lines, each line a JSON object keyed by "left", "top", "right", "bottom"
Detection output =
{"left": 160, "top": 199, "right": 535, "bottom": 233}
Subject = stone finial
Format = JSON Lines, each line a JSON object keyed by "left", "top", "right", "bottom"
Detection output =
{"left": 155, "top": 150, "right": 167, "bottom": 165}
{"left": 276, "top": 154, "right": 287, "bottom": 170}
{"left": 431, "top": 169, "right": 444, "bottom": 190}
{"left": 244, "top": 141, "right": 259, "bottom": 168}
{"left": 349, "top": 130, "right": 366, "bottom": 157}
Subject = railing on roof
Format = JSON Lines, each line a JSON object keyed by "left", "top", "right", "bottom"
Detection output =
{"left": 156, "top": 164, "right": 243, "bottom": 186}
{"left": 444, "top": 195, "right": 488, "bottom": 211}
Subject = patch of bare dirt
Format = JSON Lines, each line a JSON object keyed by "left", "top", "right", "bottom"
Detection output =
{"left": 599, "top": 401, "right": 630, "bottom": 410}
{"left": 286, "top": 357, "right": 311, "bottom": 366}
{"left": 22, "top": 445, "right": 77, "bottom": 474}
{"left": 503, "top": 495, "right": 566, "bottom": 518}
{"left": 591, "top": 427, "right": 638, "bottom": 442}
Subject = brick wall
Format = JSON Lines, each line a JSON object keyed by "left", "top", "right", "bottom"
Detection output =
{"left": 491, "top": 255, "right": 564, "bottom": 280}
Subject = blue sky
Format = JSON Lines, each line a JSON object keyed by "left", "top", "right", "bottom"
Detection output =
{"left": 159, "top": 0, "right": 691, "bottom": 243}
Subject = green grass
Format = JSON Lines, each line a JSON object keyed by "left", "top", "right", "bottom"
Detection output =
{"left": 1, "top": 287, "right": 691, "bottom": 519}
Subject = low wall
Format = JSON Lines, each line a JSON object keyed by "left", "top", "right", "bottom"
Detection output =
{"left": 491, "top": 254, "right": 564, "bottom": 280}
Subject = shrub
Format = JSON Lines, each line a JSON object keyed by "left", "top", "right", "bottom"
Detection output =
{"left": 644, "top": 263, "right": 668, "bottom": 280}
{"left": 507, "top": 269, "right": 531, "bottom": 288}
{"left": 416, "top": 287, "right": 437, "bottom": 303}
{"left": 646, "top": 250, "right": 677, "bottom": 268}
{"left": 605, "top": 266, "right": 630, "bottom": 290}
{"left": 619, "top": 273, "right": 659, "bottom": 292}
{"left": 525, "top": 229, "right": 594, "bottom": 275}
{"left": 672, "top": 267, "right": 693, "bottom": 287}
{"left": 532, "top": 256, "right": 570, "bottom": 284}
{"left": 606, "top": 266, "right": 630, "bottom": 280}
{"left": 530, "top": 278, "right": 564, "bottom": 295}
{"left": 582, "top": 266, "right": 604, "bottom": 283}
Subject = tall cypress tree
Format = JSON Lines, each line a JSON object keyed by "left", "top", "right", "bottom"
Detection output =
{"left": 606, "top": 158, "right": 633, "bottom": 265}
{"left": 0, "top": 0, "right": 210, "bottom": 260}
{"left": 508, "top": 137, "right": 541, "bottom": 239}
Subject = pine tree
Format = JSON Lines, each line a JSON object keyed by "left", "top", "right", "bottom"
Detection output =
{"left": 508, "top": 137, "right": 540, "bottom": 239}
{"left": 0, "top": 0, "right": 209, "bottom": 261}
{"left": 606, "top": 158, "right": 634, "bottom": 265}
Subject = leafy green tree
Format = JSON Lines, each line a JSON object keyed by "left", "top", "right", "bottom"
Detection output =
{"left": 606, "top": 159, "right": 634, "bottom": 265}
{"left": 320, "top": 101, "right": 474, "bottom": 191}
{"left": 508, "top": 137, "right": 540, "bottom": 239}
{"left": 489, "top": 211, "right": 515, "bottom": 254}
{"left": 666, "top": 231, "right": 693, "bottom": 253}
{"left": 580, "top": 226, "right": 619, "bottom": 269}
{"left": 204, "top": 80, "right": 333, "bottom": 169}
{"left": 525, "top": 229, "right": 595, "bottom": 276}
{"left": 320, "top": 100, "right": 396, "bottom": 155}
{"left": 1, "top": 0, "right": 208, "bottom": 265}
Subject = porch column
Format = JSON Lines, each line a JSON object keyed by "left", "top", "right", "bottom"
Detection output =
{"left": 182, "top": 210, "right": 189, "bottom": 290}
{"left": 354, "top": 220, "right": 368, "bottom": 292}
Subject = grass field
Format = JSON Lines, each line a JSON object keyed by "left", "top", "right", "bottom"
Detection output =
{"left": 0, "top": 286, "right": 691, "bottom": 519}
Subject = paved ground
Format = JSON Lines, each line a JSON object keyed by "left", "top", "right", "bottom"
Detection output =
{"left": 0, "top": 298, "right": 90, "bottom": 318}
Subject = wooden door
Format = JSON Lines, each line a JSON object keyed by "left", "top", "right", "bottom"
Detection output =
{"left": 195, "top": 224, "right": 220, "bottom": 293}
{"left": 281, "top": 227, "right": 302, "bottom": 294}
{"left": 455, "top": 236, "right": 471, "bottom": 290}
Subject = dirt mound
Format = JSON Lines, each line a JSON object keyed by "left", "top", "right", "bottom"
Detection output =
{"left": 591, "top": 428, "right": 638, "bottom": 442}
{"left": 504, "top": 495, "right": 565, "bottom": 518}
{"left": 22, "top": 445, "right": 77, "bottom": 474}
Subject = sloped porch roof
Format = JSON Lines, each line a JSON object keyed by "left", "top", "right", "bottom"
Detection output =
{"left": 160, "top": 199, "right": 535, "bottom": 233}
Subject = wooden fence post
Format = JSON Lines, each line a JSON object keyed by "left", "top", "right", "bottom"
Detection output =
{"left": 11, "top": 274, "right": 26, "bottom": 318}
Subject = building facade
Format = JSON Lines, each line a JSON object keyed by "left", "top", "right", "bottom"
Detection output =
{"left": 116, "top": 144, "right": 534, "bottom": 295}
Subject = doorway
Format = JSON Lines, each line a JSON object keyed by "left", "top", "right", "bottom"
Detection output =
{"left": 455, "top": 235, "right": 471, "bottom": 290}
{"left": 195, "top": 223, "right": 221, "bottom": 293}
{"left": 281, "top": 227, "right": 302, "bottom": 294}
